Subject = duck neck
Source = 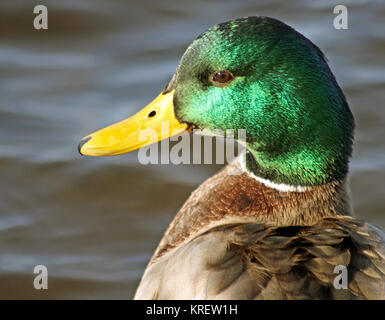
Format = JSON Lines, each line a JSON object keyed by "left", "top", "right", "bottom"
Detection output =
{"left": 150, "top": 156, "right": 353, "bottom": 263}
{"left": 243, "top": 151, "right": 310, "bottom": 192}
{"left": 244, "top": 141, "right": 349, "bottom": 189}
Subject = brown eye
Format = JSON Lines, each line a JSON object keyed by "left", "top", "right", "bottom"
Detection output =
{"left": 212, "top": 70, "right": 233, "bottom": 84}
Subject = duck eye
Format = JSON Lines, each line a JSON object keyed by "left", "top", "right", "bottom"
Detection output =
{"left": 211, "top": 70, "right": 233, "bottom": 84}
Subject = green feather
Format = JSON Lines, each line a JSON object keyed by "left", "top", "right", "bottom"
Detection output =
{"left": 166, "top": 16, "right": 354, "bottom": 186}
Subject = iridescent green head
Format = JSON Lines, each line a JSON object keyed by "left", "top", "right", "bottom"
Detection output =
{"left": 166, "top": 16, "right": 354, "bottom": 187}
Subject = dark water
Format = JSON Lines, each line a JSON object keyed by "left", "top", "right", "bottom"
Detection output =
{"left": 0, "top": 0, "right": 384, "bottom": 299}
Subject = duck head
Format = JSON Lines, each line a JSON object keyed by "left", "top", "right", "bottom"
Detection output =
{"left": 79, "top": 16, "right": 354, "bottom": 187}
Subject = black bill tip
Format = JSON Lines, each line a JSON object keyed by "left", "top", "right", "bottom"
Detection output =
{"left": 78, "top": 136, "right": 92, "bottom": 155}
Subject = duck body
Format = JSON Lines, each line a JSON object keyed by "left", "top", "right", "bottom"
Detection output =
{"left": 79, "top": 16, "right": 385, "bottom": 299}
{"left": 134, "top": 157, "right": 385, "bottom": 299}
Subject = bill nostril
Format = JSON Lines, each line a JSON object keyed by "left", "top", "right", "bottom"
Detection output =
{"left": 148, "top": 110, "right": 156, "bottom": 118}
{"left": 78, "top": 136, "right": 92, "bottom": 155}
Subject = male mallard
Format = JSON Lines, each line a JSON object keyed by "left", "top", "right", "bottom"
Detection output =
{"left": 79, "top": 17, "right": 385, "bottom": 299}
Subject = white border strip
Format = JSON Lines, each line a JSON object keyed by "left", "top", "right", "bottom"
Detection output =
{"left": 238, "top": 152, "right": 310, "bottom": 192}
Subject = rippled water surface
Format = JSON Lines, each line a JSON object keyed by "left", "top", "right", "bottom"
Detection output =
{"left": 1, "top": 0, "right": 384, "bottom": 298}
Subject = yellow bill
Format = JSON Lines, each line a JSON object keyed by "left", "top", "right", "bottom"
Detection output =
{"left": 78, "top": 90, "right": 190, "bottom": 156}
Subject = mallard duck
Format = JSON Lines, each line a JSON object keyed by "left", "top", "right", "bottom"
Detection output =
{"left": 78, "top": 16, "right": 385, "bottom": 299}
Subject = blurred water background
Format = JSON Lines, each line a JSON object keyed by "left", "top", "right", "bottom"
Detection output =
{"left": 0, "top": 0, "right": 384, "bottom": 299}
